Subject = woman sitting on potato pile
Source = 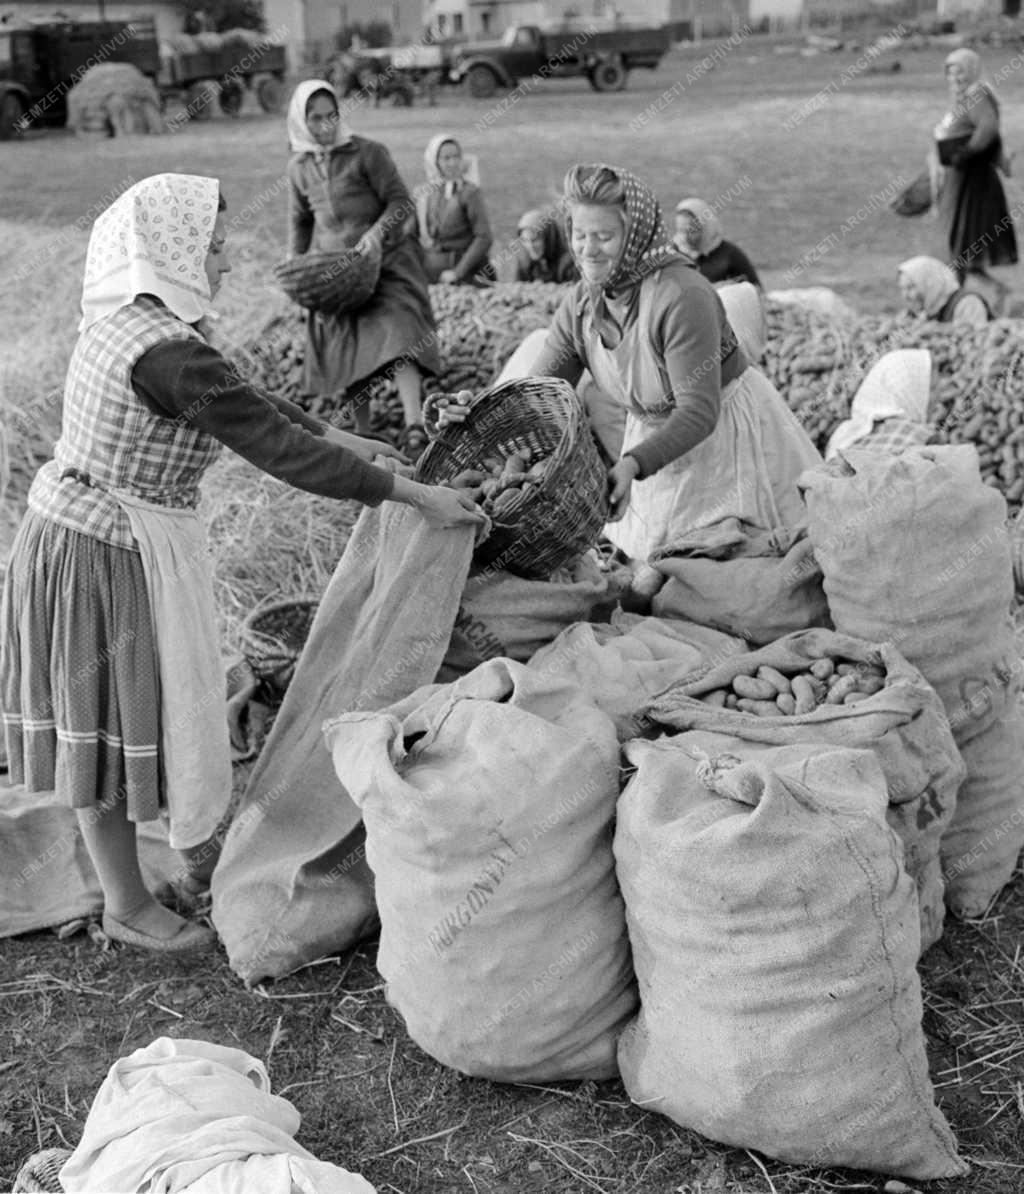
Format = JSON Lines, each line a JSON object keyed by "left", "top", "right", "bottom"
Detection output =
{"left": 897, "top": 255, "right": 992, "bottom": 327}
{"left": 440, "top": 163, "right": 820, "bottom": 563}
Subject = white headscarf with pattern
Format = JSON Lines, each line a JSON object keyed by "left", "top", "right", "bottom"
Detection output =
{"left": 79, "top": 173, "right": 220, "bottom": 332}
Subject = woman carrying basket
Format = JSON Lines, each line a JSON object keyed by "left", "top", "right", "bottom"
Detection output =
{"left": 0, "top": 174, "right": 485, "bottom": 954}
{"left": 287, "top": 80, "right": 439, "bottom": 458}
{"left": 440, "top": 164, "right": 819, "bottom": 564}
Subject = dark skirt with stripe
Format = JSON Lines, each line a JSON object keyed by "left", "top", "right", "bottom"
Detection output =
{"left": 1, "top": 510, "right": 161, "bottom": 821}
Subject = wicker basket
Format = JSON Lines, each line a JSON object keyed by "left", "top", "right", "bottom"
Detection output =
{"left": 415, "top": 378, "right": 609, "bottom": 579}
{"left": 239, "top": 596, "right": 319, "bottom": 687}
{"left": 272, "top": 242, "right": 381, "bottom": 316}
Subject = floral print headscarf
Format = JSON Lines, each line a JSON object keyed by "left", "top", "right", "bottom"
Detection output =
{"left": 79, "top": 173, "right": 220, "bottom": 332}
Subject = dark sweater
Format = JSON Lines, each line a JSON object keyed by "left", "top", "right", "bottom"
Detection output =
{"left": 697, "top": 241, "right": 761, "bottom": 288}
{"left": 131, "top": 338, "right": 395, "bottom": 507}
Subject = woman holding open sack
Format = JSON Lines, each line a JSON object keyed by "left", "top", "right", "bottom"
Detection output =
{"left": 287, "top": 80, "right": 440, "bottom": 458}
{"left": 440, "top": 164, "right": 819, "bottom": 563}
{"left": 0, "top": 173, "right": 485, "bottom": 955}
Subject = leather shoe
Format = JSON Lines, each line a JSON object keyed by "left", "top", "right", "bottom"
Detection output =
{"left": 102, "top": 911, "right": 216, "bottom": 954}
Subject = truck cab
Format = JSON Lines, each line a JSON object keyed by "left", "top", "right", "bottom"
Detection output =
{"left": 0, "top": 19, "right": 159, "bottom": 138}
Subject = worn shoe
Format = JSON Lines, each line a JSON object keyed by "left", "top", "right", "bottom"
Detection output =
{"left": 101, "top": 911, "right": 216, "bottom": 954}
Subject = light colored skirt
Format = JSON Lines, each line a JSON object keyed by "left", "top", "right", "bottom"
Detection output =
{"left": 606, "top": 366, "right": 822, "bottom": 562}
{"left": 1, "top": 511, "right": 161, "bottom": 820}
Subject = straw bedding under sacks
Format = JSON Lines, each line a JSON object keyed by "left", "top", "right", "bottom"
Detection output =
{"left": 614, "top": 738, "right": 969, "bottom": 1181}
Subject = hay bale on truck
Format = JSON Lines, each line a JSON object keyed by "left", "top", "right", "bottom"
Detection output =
{"left": 66, "top": 63, "right": 163, "bottom": 136}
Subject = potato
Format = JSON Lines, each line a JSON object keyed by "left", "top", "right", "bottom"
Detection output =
{"left": 480, "top": 477, "right": 500, "bottom": 500}
{"left": 826, "top": 674, "right": 859, "bottom": 704}
{"left": 836, "top": 663, "right": 858, "bottom": 677}
{"left": 725, "top": 693, "right": 739, "bottom": 709}
{"left": 807, "top": 676, "right": 827, "bottom": 702}
{"left": 757, "top": 666, "right": 792, "bottom": 697}
{"left": 449, "top": 468, "right": 487, "bottom": 490}
{"left": 843, "top": 691, "right": 871, "bottom": 704}
{"left": 857, "top": 674, "right": 885, "bottom": 696}
{"left": 737, "top": 698, "right": 780, "bottom": 717}
{"left": 791, "top": 674, "right": 817, "bottom": 715}
{"left": 703, "top": 689, "right": 728, "bottom": 708}
{"left": 489, "top": 489, "right": 520, "bottom": 518}
{"left": 526, "top": 459, "right": 550, "bottom": 482}
{"left": 809, "top": 658, "right": 835, "bottom": 681}
{"left": 733, "top": 675, "right": 777, "bottom": 701}
{"left": 776, "top": 692, "right": 797, "bottom": 715}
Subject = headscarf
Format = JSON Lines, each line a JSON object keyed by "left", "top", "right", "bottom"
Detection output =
{"left": 422, "top": 131, "right": 481, "bottom": 194}
{"left": 945, "top": 48, "right": 982, "bottom": 89}
{"left": 826, "top": 349, "right": 932, "bottom": 459}
{"left": 79, "top": 173, "right": 220, "bottom": 332}
{"left": 674, "top": 197, "right": 725, "bottom": 256}
{"left": 517, "top": 207, "right": 567, "bottom": 265}
{"left": 717, "top": 281, "right": 765, "bottom": 362}
{"left": 897, "top": 256, "right": 959, "bottom": 318}
{"left": 564, "top": 163, "right": 681, "bottom": 295}
{"left": 286, "top": 80, "right": 353, "bottom": 166}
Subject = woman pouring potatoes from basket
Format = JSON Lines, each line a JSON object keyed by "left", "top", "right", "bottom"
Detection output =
{"left": 438, "top": 163, "right": 820, "bottom": 564}
{"left": 284, "top": 80, "right": 440, "bottom": 459}
{"left": 0, "top": 173, "right": 486, "bottom": 956}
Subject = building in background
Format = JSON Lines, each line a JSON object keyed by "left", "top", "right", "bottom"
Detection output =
{"left": 0, "top": 0, "right": 186, "bottom": 39}
{"left": 262, "top": 0, "right": 422, "bottom": 65}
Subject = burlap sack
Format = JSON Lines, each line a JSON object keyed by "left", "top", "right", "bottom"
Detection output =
{"left": 212, "top": 506, "right": 475, "bottom": 985}
{"left": 528, "top": 612, "right": 748, "bottom": 740}
{"left": 650, "top": 521, "right": 831, "bottom": 646}
{"left": 328, "top": 658, "right": 636, "bottom": 1082}
{"left": 801, "top": 447, "right": 1024, "bottom": 917}
{"left": 615, "top": 736, "right": 969, "bottom": 1180}
{"left": 642, "top": 628, "right": 966, "bottom": 951}
{"left": 437, "top": 551, "right": 623, "bottom": 682}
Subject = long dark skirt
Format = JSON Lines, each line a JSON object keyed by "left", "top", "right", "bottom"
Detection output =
{"left": 1, "top": 511, "right": 161, "bottom": 820}
{"left": 303, "top": 236, "right": 441, "bottom": 402}
{"left": 939, "top": 143, "right": 1019, "bottom": 274}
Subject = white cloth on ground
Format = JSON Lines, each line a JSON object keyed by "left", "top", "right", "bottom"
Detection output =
{"left": 717, "top": 280, "right": 766, "bottom": 362}
{"left": 114, "top": 490, "right": 231, "bottom": 850}
{"left": 59, "top": 1037, "right": 377, "bottom": 1194}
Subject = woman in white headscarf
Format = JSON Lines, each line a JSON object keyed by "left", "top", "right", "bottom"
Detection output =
{"left": 897, "top": 255, "right": 992, "bottom": 327}
{"left": 286, "top": 80, "right": 439, "bottom": 458}
{"left": 415, "top": 131, "right": 494, "bottom": 286}
{"left": 0, "top": 174, "right": 485, "bottom": 955}
{"left": 935, "top": 48, "right": 1017, "bottom": 283}
{"left": 826, "top": 350, "right": 933, "bottom": 459}
{"left": 674, "top": 197, "right": 761, "bottom": 288}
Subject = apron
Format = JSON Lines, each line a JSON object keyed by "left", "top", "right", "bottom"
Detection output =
{"left": 113, "top": 489, "right": 232, "bottom": 851}
{"left": 587, "top": 276, "right": 821, "bottom": 562}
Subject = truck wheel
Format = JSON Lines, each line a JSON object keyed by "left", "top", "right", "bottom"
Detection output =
{"left": 591, "top": 60, "right": 628, "bottom": 92}
{"left": 186, "top": 80, "right": 219, "bottom": 121}
{"left": 219, "top": 80, "right": 244, "bottom": 117}
{"left": 466, "top": 65, "right": 498, "bottom": 100}
{"left": 257, "top": 76, "right": 283, "bottom": 113}
{"left": 0, "top": 92, "right": 25, "bottom": 141}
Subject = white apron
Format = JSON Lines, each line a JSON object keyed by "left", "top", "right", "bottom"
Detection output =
{"left": 586, "top": 276, "right": 822, "bottom": 562}
{"left": 113, "top": 490, "right": 232, "bottom": 851}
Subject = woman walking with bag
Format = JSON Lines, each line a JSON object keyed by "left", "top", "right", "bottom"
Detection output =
{"left": 287, "top": 81, "right": 440, "bottom": 458}
{"left": 0, "top": 174, "right": 485, "bottom": 954}
{"left": 935, "top": 49, "right": 1017, "bottom": 285}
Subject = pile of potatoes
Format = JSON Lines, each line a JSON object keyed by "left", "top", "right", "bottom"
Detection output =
{"left": 701, "top": 659, "right": 887, "bottom": 716}
{"left": 444, "top": 446, "right": 552, "bottom": 518}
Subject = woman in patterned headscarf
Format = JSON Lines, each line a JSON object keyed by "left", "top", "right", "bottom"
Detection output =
{"left": 935, "top": 49, "right": 1017, "bottom": 283}
{"left": 440, "top": 164, "right": 819, "bottom": 562}
{"left": 0, "top": 174, "right": 484, "bottom": 955}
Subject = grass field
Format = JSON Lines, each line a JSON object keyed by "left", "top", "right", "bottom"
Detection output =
{"left": 1, "top": 33, "right": 1024, "bottom": 1194}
